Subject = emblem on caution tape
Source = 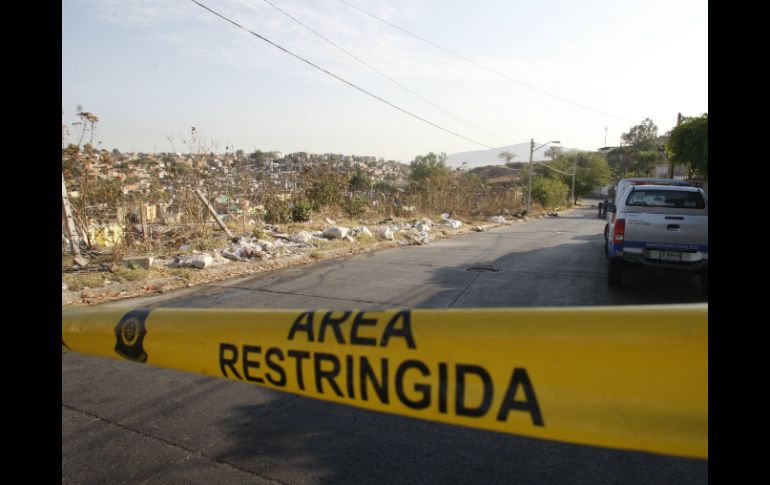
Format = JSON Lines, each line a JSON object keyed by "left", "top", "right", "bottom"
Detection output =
{"left": 114, "top": 309, "right": 150, "bottom": 363}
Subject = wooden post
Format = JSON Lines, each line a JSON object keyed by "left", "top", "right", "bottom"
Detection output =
{"left": 61, "top": 174, "right": 81, "bottom": 256}
{"left": 194, "top": 188, "right": 234, "bottom": 238}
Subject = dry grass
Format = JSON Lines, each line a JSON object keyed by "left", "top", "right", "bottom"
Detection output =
{"left": 111, "top": 266, "right": 149, "bottom": 282}
{"left": 63, "top": 273, "right": 107, "bottom": 291}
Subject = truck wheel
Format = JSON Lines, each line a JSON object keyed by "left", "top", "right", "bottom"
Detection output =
{"left": 608, "top": 258, "right": 623, "bottom": 287}
{"left": 700, "top": 268, "right": 708, "bottom": 297}
{"left": 604, "top": 223, "right": 609, "bottom": 242}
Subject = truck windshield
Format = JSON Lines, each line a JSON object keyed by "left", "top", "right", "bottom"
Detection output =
{"left": 625, "top": 190, "right": 705, "bottom": 209}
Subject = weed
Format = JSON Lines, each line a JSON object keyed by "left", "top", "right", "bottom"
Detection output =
{"left": 169, "top": 268, "right": 194, "bottom": 280}
{"left": 63, "top": 273, "right": 106, "bottom": 291}
{"left": 356, "top": 234, "right": 376, "bottom": 245}
{"left": 112, "top": 266, "right": 148, "bottom": 282}
{"left": 291, "top": 201, "right": 313, "bottom": 222}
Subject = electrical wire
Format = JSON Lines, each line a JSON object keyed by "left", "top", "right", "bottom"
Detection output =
{"left": 245, "top": 0, "right": 515, "bottom": 148}
{"left": 188, "top": 0, "right": 504, "bottom": 153}
{"left": 537, "top": 161, "right": 573, "bottom": 176}
{"left": 336, "top": 0, "right": 637, "bottom": 124}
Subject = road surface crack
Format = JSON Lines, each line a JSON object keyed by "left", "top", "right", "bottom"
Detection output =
{"left": 62, "top": 403, "right": 288, "bottom": 485}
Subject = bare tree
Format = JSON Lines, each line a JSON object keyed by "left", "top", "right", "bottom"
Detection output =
{"left": 497, "top": 151, "right": 515, "bottom": 164}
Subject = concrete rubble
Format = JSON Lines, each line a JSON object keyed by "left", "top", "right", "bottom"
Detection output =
{"left": 291, "top": 231, "right": 314, "bottom": 244}
{"left": 157, "top": 215, "right": 508, "bottom": 271}
{"left": 63, "top": 213, "right": 529, "bottom": 305}
{"left": 323, "top": 226, "right": 349, "bottom": 239}
{"left": 441, "top": 213, "right": 463, "bottom": 229}
{"left": 169, "top": 254, "right": 214, "bottom": 269}
{"left": 122, "top": 256, "right": 154, "bottom": 269}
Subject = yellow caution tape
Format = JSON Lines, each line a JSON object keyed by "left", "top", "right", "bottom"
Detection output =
{"left": 62, "top": 304, "right": 707, "bottom": 459}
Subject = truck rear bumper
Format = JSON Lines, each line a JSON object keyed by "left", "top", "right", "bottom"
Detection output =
{"left": 619, "top": 252, "right": 708, "bottom": 273}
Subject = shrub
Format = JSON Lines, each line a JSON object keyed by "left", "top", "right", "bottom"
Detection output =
{"left": 291, "top": 201, "right": 313, "bottom": 222}
{"left": 344, "top": 196, "right": 368, "bottom": 219}
{"left": 264, "top": 203, "right": 291, "bottom": 224}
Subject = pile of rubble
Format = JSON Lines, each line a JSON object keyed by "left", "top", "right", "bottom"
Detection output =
{"left": 163, "top": 215, "right": 476, "bottom": 269}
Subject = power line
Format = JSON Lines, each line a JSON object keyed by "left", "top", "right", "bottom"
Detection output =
{"left": 246, "top": 0, "right": 514, "bottom": 148}
{"left": 188, "top": 0, "right": 503, "bottom": 153}
{"left": 336, "top": 0, "right": 638, "bottom": 124}
{"left": 538, "top": 161, "right": 572, "bottom": 176}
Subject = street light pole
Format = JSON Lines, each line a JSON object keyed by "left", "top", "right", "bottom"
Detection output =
{"left": 526, "top": 139, "right": 560, "bottom": 215}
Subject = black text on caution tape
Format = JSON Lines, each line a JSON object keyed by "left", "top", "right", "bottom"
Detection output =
{"left": 218, "top": 310, "right": 544, "bottom": 426}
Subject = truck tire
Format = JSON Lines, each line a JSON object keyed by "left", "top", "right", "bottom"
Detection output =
{"left": 608, "top": 258, "right": 623, "bottom": 287}
{"left": 700, "top": 267, "right": 708, "bottom": 297}
{"left": 604, "top": 223, "right": 609, "bottom": 242}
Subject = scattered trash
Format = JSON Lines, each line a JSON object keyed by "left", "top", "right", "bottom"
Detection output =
{"left": 169, "top": 254, "right": 214, "bottom": 269}
{"left": 323, "top": 226, "right": 349, "bottom": 239}
{"left": 444, "top": 219, "right": 462, "bottom": 229}
{"left": 325, "top": 218, "right": 336, "bottom": 225}
{"left": 378, "top": 227, "right": 395, "bottom": 240}
{"left": 415, "top": 221, "right": 432, "bottom": 233}
{"left": 291, "top": 231, "right": 314, "bottom": 244}
{"left": 488, "top": 216, "right": 506, "bottom": 224}
{"left": 122, "top": 256, "right": 154, "bottom": 270}
{"left": 221, "top": 250, "right": 246, "bottom": 262}
{"left": 241, "top": 247, "right": 264, "bottom": 259}
{"left": 257, "top": 239, "right": 275, "bottom": 249}
{"left": 401, "top": 227, "right": 429, "bottom": 245}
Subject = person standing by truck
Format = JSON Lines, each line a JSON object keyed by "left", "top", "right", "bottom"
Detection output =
{"left": 598, "top": 201, "right": 604, "bottom": 218}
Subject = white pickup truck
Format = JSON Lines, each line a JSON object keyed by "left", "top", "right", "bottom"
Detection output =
{"left": 605, "top": 184, "right": 708, "bottom": 294}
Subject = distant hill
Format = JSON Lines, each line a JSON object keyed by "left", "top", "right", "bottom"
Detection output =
{"left": 446, "top": 142, "right": 578, "bottom": 169}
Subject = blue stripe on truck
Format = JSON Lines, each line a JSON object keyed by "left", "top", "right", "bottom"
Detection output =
{"left": 623, "top": 240, "right": 709, "bottom": 252}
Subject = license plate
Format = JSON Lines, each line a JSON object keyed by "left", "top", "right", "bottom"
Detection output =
{"left": 660, "top": 251, "right": 682, "bottom": 262}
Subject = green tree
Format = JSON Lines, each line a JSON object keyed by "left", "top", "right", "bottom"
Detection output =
{"left": 349, "top": 169, "right": 372, "bottom": 191}
{"left": 305, "top": 166, "right": 348, "bottom": 208}
{"left": 621, "top": 118, "right": 658, "bottom": 151}
{"left": 666, "top": 113, "right": 708, "bottom": 179}
{"left": 532, "top": 177, "right": 570, "bottom": 210}
{"left": 409, "top": 152, "right": 450, "bottom": 182}
{"left": 562, "top": 152, "right": 611, "bottom": 203}
{"left": 614, "top": 118, "right": 665, "bottom": 176}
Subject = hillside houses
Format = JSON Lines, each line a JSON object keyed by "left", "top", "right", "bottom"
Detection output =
{"left": 63, "top": 147, "right": 410, "bottom": 228}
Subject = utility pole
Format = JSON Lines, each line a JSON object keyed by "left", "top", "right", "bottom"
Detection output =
{"left": 571, "top": 159, "right": 577, "bottom": 206}
{"left": 527, "top": 139, "right": 560, "bottom": 214}
{"left": 527, "top": 138, "right": 534, "bottom": 215}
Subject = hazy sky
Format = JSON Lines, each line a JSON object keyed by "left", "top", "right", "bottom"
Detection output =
{"left": 62, "top": 0, "right": 707, "bottom": 163}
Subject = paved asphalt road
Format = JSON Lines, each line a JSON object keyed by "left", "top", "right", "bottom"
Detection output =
{"left": 62, "top": 202, "right": 708, "bottom": 484}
